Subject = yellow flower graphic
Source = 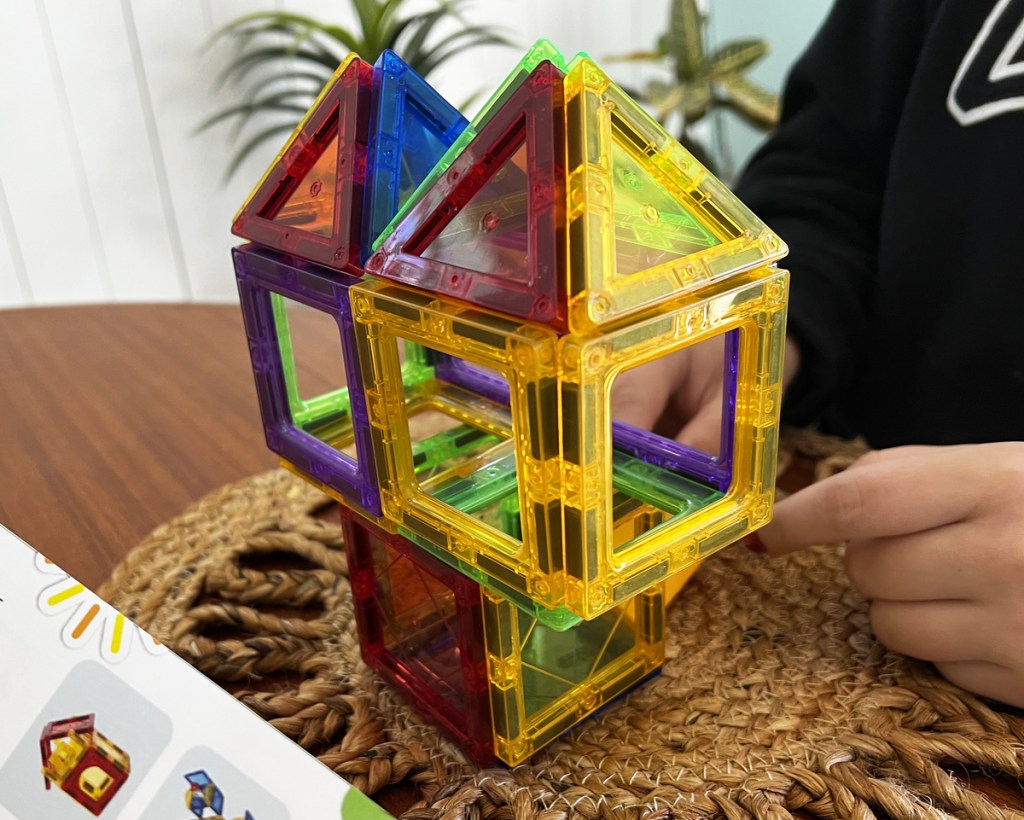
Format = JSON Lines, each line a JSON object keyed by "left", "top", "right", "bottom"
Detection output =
{"left": 35, "top": 554, "right": 166, "bottom": 663}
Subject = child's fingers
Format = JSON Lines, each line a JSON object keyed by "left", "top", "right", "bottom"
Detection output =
{"left": 869, "top": 598, "right": 982, "bottom": 663}
{"left": 843, "top": 523, "right": 981, "bottom": 602}
{"left": 844, "top": 445, "right": 932, "bottom": 471}
{"left": 758, "top": 448, "right": 982, "bottom": 555}
{"left": 934, "top": 659, "right": 1024, "bottom": 708}
{"left": 675, "top": 395, "right": 724, "bottom": 457}
{"left": 844, "top": 443, "right": 977, "bottom": 472}
{"left": 610, "top": 367, "right": 670, "bottom": 431}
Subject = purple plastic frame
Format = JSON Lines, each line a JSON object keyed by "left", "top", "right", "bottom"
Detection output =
{"left": 434, "top": 329, "right": 739, "bottom": 492}
{"left": 233, "top": 243, "right": 381, "bottom": 515}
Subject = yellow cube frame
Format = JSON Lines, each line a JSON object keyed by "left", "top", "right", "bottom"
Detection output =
{"left": 560, "top": 266, "right": 788, "bottom": 616}
{"left": 351, "top": 264, "right": 787, "bottom": 621}
{"left": 351, "top": 279, "right": 564, "bottom": 607}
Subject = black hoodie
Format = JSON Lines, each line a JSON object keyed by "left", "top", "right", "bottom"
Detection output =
{"left": 735, "top": 0, "right": 1024, "bottom": 448}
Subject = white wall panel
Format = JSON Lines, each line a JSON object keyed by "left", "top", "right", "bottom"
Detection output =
{"left": 0, "top": 0, "right": 108, "bottom": 305}
{"left": 0, "top": 178, "right": 32, "bottom": 308}
{"left": 709, "top": 0, "right": 831, "bottom": 173}
{"left": 43, "top": 0, "right": 186, "bottom": 302}
{"left": 131, "top": 0, "right": 256, "bottom": 303}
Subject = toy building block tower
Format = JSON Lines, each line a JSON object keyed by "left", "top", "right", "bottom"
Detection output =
{"left": 232, "top": 41, "right": 788, "bottom": 767}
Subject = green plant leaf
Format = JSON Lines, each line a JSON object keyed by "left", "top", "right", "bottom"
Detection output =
{"left": 239, "top": 69, "right": 333, "bottom": 102}
{"left": 212, "top": 12, "right": 343, "bottom": 45}
{"left": 218, "top": 45, "right": 341, "bottom": 88}
{"left": 681, "top": 82, "right": 712, "bottom": 121}
{"left": 197, "top": 90, "right": 311, "bottom": 131}
{"left": 716, "top": 72, "right": 779, "bottom": 128}
{"left": 396, "top": 7, "right": 452, "bottom": 68}
{"left": 317, "top": 24, "right": 366, "bottom": 53}
{"left": 648, "top": 78, "right": 711, "bottom": 123}
{"left": 369, "top": 0, "right": 412, "bottom": 53}
{"left": 647, "top": 80, "right": 687, "bottom": 121}
{"left": 215, "top": 13, "right": 365, "bottom": 59}
{"left": 204, "top": 0, "right": 515, "bottom": 182}
{"left": 668, "top": 0, "right": 704, "bottom": 82}
{"left": 414, "top": 28, "right": 514, "bottom": 78}
{"left": 225, "top": 122, "right": 301, "bottom": 181}
{"left": 708, "top": 39, "right": 769, "bottom": 77}
{"left": 350, "top": 0, "right": 382, "bottom": 43}
{"left": 604, "top": 49, "right": 663, "bottom": 64}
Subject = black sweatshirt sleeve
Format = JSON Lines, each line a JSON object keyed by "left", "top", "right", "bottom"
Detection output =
{"left": 734, "top": 0, "right": 933, "bottom": 424}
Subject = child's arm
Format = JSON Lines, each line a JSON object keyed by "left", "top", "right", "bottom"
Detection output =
{"left": 756, "top": 442, "right": 1024, "bottom": 708}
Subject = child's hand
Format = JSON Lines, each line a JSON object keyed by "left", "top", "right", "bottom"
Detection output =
{"left": 612, "top": 337, "right": 802, "bottom": 456}
{"left": 611, "top": 335, "right": 728, "bottom": 455}
{"left": 757, "top": 443, "right": 1024, "bottom": 708}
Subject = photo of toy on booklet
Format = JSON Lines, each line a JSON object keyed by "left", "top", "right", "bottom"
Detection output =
{"left": 0, "top": 525, "right": 393, "bottom": 820}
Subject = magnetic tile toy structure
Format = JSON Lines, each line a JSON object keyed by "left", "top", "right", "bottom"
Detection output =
{"left": 233, "top": 42, "right": 788, "bottom": 766}
{"left": 40, "top": 713, "right": 130, "bottom": 816}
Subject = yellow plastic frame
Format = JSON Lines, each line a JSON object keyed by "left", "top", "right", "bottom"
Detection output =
{"left": 350, "top": 278, "right": 567, "bottom": 609}
{"left": 352, "top": 267, "right": 786, "bottom": 621}
{"left": 564, "top": 58, "right": 787, "bottom": 332}
{"left": 484, "top": 583, "right": 664, "bottom": 765}
{"left": 559, "top": 266, "right": 789, "bottom": 617}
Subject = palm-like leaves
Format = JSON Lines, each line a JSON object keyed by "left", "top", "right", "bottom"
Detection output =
{"left": 202, "top": 0, "right": 514, "bottom": 178}
{"left": 611, "top": 0, "right": 779, "bottom": 172}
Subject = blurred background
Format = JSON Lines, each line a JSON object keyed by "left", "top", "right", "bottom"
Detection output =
{"left": 0, "top": 0, "right": 829, "bottom": 308}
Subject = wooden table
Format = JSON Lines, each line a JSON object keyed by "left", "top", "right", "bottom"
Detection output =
{"left": 0, "top": 303, "right": 337, "bottom": 590}
{"left": 2, "top": 303, "right": 1021, "bottom": 814}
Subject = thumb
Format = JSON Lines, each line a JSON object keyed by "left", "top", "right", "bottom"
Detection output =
{"left": 611, "top": 369, "right": 670, "bottom": 431}
{"left": 675, "top": 393, "right": 724, "bottom": 457}
{"left": 751, "top": 493, "right": 813, "bottom": 557}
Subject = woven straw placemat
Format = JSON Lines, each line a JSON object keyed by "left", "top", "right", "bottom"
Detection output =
{"left": 99, "top": 431, "right": 1024, "bottom": 819}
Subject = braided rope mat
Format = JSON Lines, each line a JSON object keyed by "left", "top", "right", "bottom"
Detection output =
{"left": 99, "top": 431, "right": 1024, "bottom": 819}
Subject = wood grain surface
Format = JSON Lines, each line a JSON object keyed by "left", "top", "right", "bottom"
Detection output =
{"left": 0, "top": 303, "right": 339, "bottom": 590}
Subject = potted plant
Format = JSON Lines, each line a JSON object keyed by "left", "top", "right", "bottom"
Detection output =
{"left": 203, "top": 0, "right": 514, "bottom": 178}
{"left": 611, "top": 0, "right": 779, "bottom": 177}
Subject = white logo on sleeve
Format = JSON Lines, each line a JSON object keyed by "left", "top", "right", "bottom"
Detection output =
{"left": 947, "top": 0, "right": 1024, "bottom": 124}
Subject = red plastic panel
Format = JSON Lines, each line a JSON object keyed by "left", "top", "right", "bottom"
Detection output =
{"left": 341, "top": 506, "right": 496, "bottom": 766}
{"left": 367, "top": 61, "right": 568, "bottom": 330}
{"left": 60, "top": 746, "right": 129, "bottom": 816}
{"left": 232, "top": 56, "right": 373, "bottom": 275}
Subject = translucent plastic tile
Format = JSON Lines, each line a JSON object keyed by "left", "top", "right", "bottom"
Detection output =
{"left": 373, "top": 39, "right": 570, "bottom": 249}
{"left": 421, "top": 142, "right": 530, "bottom": 280}
{"left": 399, "top": 442, "right": 583, "bottom": 632}
{"left": 362, "top": 50, "right": 468, "bottom": 261}
{"left": 273, "top": 133, "right": 339, "bottom": 237}
{"left": 439, "top": 331, "right": 741, "bottom": 493}
{"left": 341, "top": 506, "right": 496, "bottom": 767}
{"left": 350, "top": 277, "right": 567, "bottom": 610}
{"left": 562, "top": 58, "right": 788, "bottom": 331}
{"left": 234, "top": 41, "right": 791, "bottom": 634}
{"left": 343, "top": 505, "right": 664, "bottom": 767}
{"left": 232, "top": 54, "right": 373, "bottom": 275}
{"left": 483, "top": 584, "right": 664, "bottom": 765}
{"left": 232, "top": 243, "right": 380, "bottom": 514}
{"left": 610, "top": 140, "right": 719, "bottom": 276}
{"left": 366, "top": 59, "right": 569, "bottom": 328}
{"left": 558, "top": 266, "right": 789, "bottom": 617}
